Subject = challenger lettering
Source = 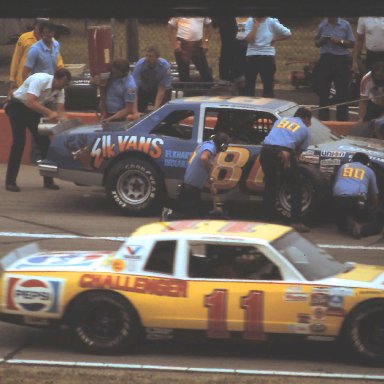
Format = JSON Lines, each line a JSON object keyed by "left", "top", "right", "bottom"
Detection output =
{"left": 79, "top": 274, "right": 187, "bottom": 297}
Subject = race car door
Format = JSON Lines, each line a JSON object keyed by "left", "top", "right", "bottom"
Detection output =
{"left": 201, "top": 107, "right": 277, "bottom": 197}
{"left": 181, "top": 240, "right": 309, "bottom": 339}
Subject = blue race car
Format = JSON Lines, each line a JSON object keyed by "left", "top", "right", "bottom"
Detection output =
{"left": 39, "top": 96, "right": 384, "bottom": 218}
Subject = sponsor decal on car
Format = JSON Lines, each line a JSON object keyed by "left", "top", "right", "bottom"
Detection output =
{"left": 310, "top": 323, "right": 326, "bottom": 333}
{"left": 146, "top": 328, "right": 174, "bottom": 340}
{"left": 13, "top": 253, "right": 105, "bottom": 269}
{"left": 164, "top": 150, "right": 193, "bottom": 168}
{"left": 320, "top": 151, "right": 346, "bottom": 158}
{"left": 4, "top": 275, "right": 63, "bottom": 314}
{"left": 297, "top": 313, "right": 311, "bottom": 323}
{"left": 112, "top": 259, "right": 126, "bottom": 272}
{"left": 288, "top": 323, "right": 310, "bottom": 334}
{"left": 312, "top": 306, "right": 326, "bottom": 320}
{"left": 310, "top": 293, "right": 328, "bottom": 307}
{"left": 329, "top": 287, "right": 353, "bottom": 296}
{"left": 284, "top": 287, "right": 308, "bottom": 302}
{"left": 90, "top": 135, "right": 164, "bottom": 168}
{"left": 79, "top": 274, "right": 187, "bottom": 297}
{"left": 326, "top": 295, "right": 345, "bottom": 316}
{"left": 300, "top": 154, "right": 320, "bottom": 164}
{"left": 320, "top": 158, "right": 341, "bottom": 166}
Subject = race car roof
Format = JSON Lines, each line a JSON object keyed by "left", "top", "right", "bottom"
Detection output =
{"left": 132, "top": 220, "right": 291, "bottom": 242}
{"left": 170, "top": 96, "right": 297, "bottom": 113}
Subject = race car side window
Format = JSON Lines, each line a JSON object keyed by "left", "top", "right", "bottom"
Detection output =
{"left": 188, "top": 242, "right": 282, "bottom": 280}
{"left": 204, "top": 108, "right": 276, "bottom": 145}
{"left": 150, "top": 110, "right": 194, "bottom": 140}
{"left": 144, "top": 240, "right": 176, "bottom": 275}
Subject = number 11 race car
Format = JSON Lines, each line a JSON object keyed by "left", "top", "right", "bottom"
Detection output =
{"left": 1, "top": 220, "right": 383, "bottom": 363}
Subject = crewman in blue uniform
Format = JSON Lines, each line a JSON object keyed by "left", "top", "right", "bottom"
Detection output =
{"left": 333, "top": 152, "right": 382, "bottom": 239}
{"left": 259, "top": 107, "right": 312, "bottom": 232}
{"left": 165, "top": 132, "right": 230, "bottom": 220}
{"left": 132, "top": 46, "right": 172, "bottom": 113}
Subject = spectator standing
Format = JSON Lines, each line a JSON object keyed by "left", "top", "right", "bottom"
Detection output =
{"left": 9, "top": 18, "right": 64, "bottom": 164}
{"left": 243, "top": 17, "right": 291, "bottom": 98}
{"left": 259, "top": 107, "right": 312, "bottom": 232}
{"left": 213, "top": 17, "right": 248, "bottom": 86}
{"left": 132, "top": 46, "right": 172, "bottom": 113}
{"left": 314, "top": 17, "right": 355, "bottom": 121}
{"left": 8, "top": 18, "right": 52, "bottom": 97}
{"left": 5, "top": 69, "right": 71, "bottom": 192}
{"left": 97, "top": 58, "right": 137, "bottom": 123}
{"left": 332, "top": 152, "right": 382, "bottom": 239}
{"left": 23, "top": 21, "right": 64, "bottom": 80}
{"left": 353, "top": 17, "right": 384, "bottom": 74}
{"left": 167, "top": 17, "right": 214, "bottom": 82}
{"left": 359, "top": 61, "right": 384, "bottom": 121}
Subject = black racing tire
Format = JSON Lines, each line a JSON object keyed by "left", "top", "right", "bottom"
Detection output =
{"left": 275, "top": 165, "right": 329, "bottom": 221}
{"left": 344, "top": 302, "right": 384, "bottom": 364}
{"left": 70, "top": 291, "right": 141, "bottom": 354}
{"left": 105, "top": 158, "right": 164, "bottom": 214}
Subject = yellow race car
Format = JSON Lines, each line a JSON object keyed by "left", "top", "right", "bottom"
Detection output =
{"left": 1, "top": 220, "right": 384, "bottom": 363}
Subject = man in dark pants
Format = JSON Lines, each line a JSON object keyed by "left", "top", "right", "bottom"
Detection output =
{"left": 165, "top": 132, "right": 230, "bottom": 220}
{"left": 213, "top": 17, "right": 247, "bottom": 86}
{"left": 5, "top": 68, "right": 71, "bottom": 192}
{"left": 167, "top": 17, "right": 213, "bottom": 82}
{"left": 259, "top": 107, "right": 312, "bottom": 232}
{"left": 314, "top": 17, "right": 355, "bottom": 121}
{"left": 332, "top": 152, "right": 382, "bottom": 239}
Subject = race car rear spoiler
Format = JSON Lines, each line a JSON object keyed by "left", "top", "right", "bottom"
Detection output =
{"left": 0, "top": 243, "right": 40, "bottom": 272}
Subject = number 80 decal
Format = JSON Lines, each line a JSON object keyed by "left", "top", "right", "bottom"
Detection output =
{"left": 211, "top": 147, "right": 265, "bottom": 192}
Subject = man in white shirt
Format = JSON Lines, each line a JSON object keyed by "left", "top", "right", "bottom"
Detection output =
{"left": 167, "top": 17, "right": 213, "bottom": 82}
{"left": 353, "top": 17, "right": 384, "bottom": 73}
{"left": 5, "top": 68, "right": 71, "bottom": 192}
{"left": 359, "top": 61, "right": 384, "bottom": 121}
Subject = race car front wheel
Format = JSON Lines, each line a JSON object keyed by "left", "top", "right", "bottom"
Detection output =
{"left": 275, "top": 165, "right": 328, "bottom": 221}
{"left": 70, "top": 292, "right": 141, "bottom": 354}
{"left": 105, "top": 158, "right": 164, "bottom": 214}
{"left": 345, "top": 301, "right": 384, "bottom": 364}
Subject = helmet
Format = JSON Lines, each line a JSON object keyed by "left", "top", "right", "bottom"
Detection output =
{"left": 211, "top": 132, "right": 230, "bottom": 152}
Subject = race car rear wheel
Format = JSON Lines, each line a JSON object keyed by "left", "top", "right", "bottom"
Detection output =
{"left": 275, "top": 165, "right": 328, "bottom": 221}
{"left": 345, "top": 302, "right": 384, "bottom": 364}
{"left": 106, "top": 158, "right": 164, "bottom": 214}
{"left": 70, "top": 292, "right": 141, "bottom": 354}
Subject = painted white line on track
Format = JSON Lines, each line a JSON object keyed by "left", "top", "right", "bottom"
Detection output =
{"left": 1, "top": 231, "right": 384, "bottom": 251}
{"left": 5, "top": 359, "right": 384, "bottom": 381}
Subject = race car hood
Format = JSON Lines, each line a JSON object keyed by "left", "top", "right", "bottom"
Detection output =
{"left": 0, "top": 244, "right": 113, "bottom": 273}
{"left": 322, "top": 263, "right": 384, "bottom": 289}
{"left": 313, "top": 136, "right": 384, "bottom": 161}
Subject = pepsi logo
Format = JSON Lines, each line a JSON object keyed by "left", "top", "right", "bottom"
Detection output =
{"left": 6, "top": 276, "right": 62, "bottom": 313}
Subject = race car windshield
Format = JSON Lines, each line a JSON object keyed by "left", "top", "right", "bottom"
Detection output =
{"left": 272, "top": 231, "right": 349, "bottom": 280}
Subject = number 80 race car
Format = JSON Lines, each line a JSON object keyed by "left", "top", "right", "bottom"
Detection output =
{"left": 38, "top": 96, "right": 384, "bottom": 219}
{"left": 1, "top": 220, "right": 384, "bottom": 363}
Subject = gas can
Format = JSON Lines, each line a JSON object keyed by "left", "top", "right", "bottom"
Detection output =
{"left": 87, "top": 25, "right": 113, "bottom": 79}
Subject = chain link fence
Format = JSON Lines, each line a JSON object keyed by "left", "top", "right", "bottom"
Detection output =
{"left": 0, "top": 17, "right": 358, "bottom": 87}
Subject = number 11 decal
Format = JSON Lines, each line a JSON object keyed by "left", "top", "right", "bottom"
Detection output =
{"left": 204, "top": 289, "right": 265, "bottom": 340}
